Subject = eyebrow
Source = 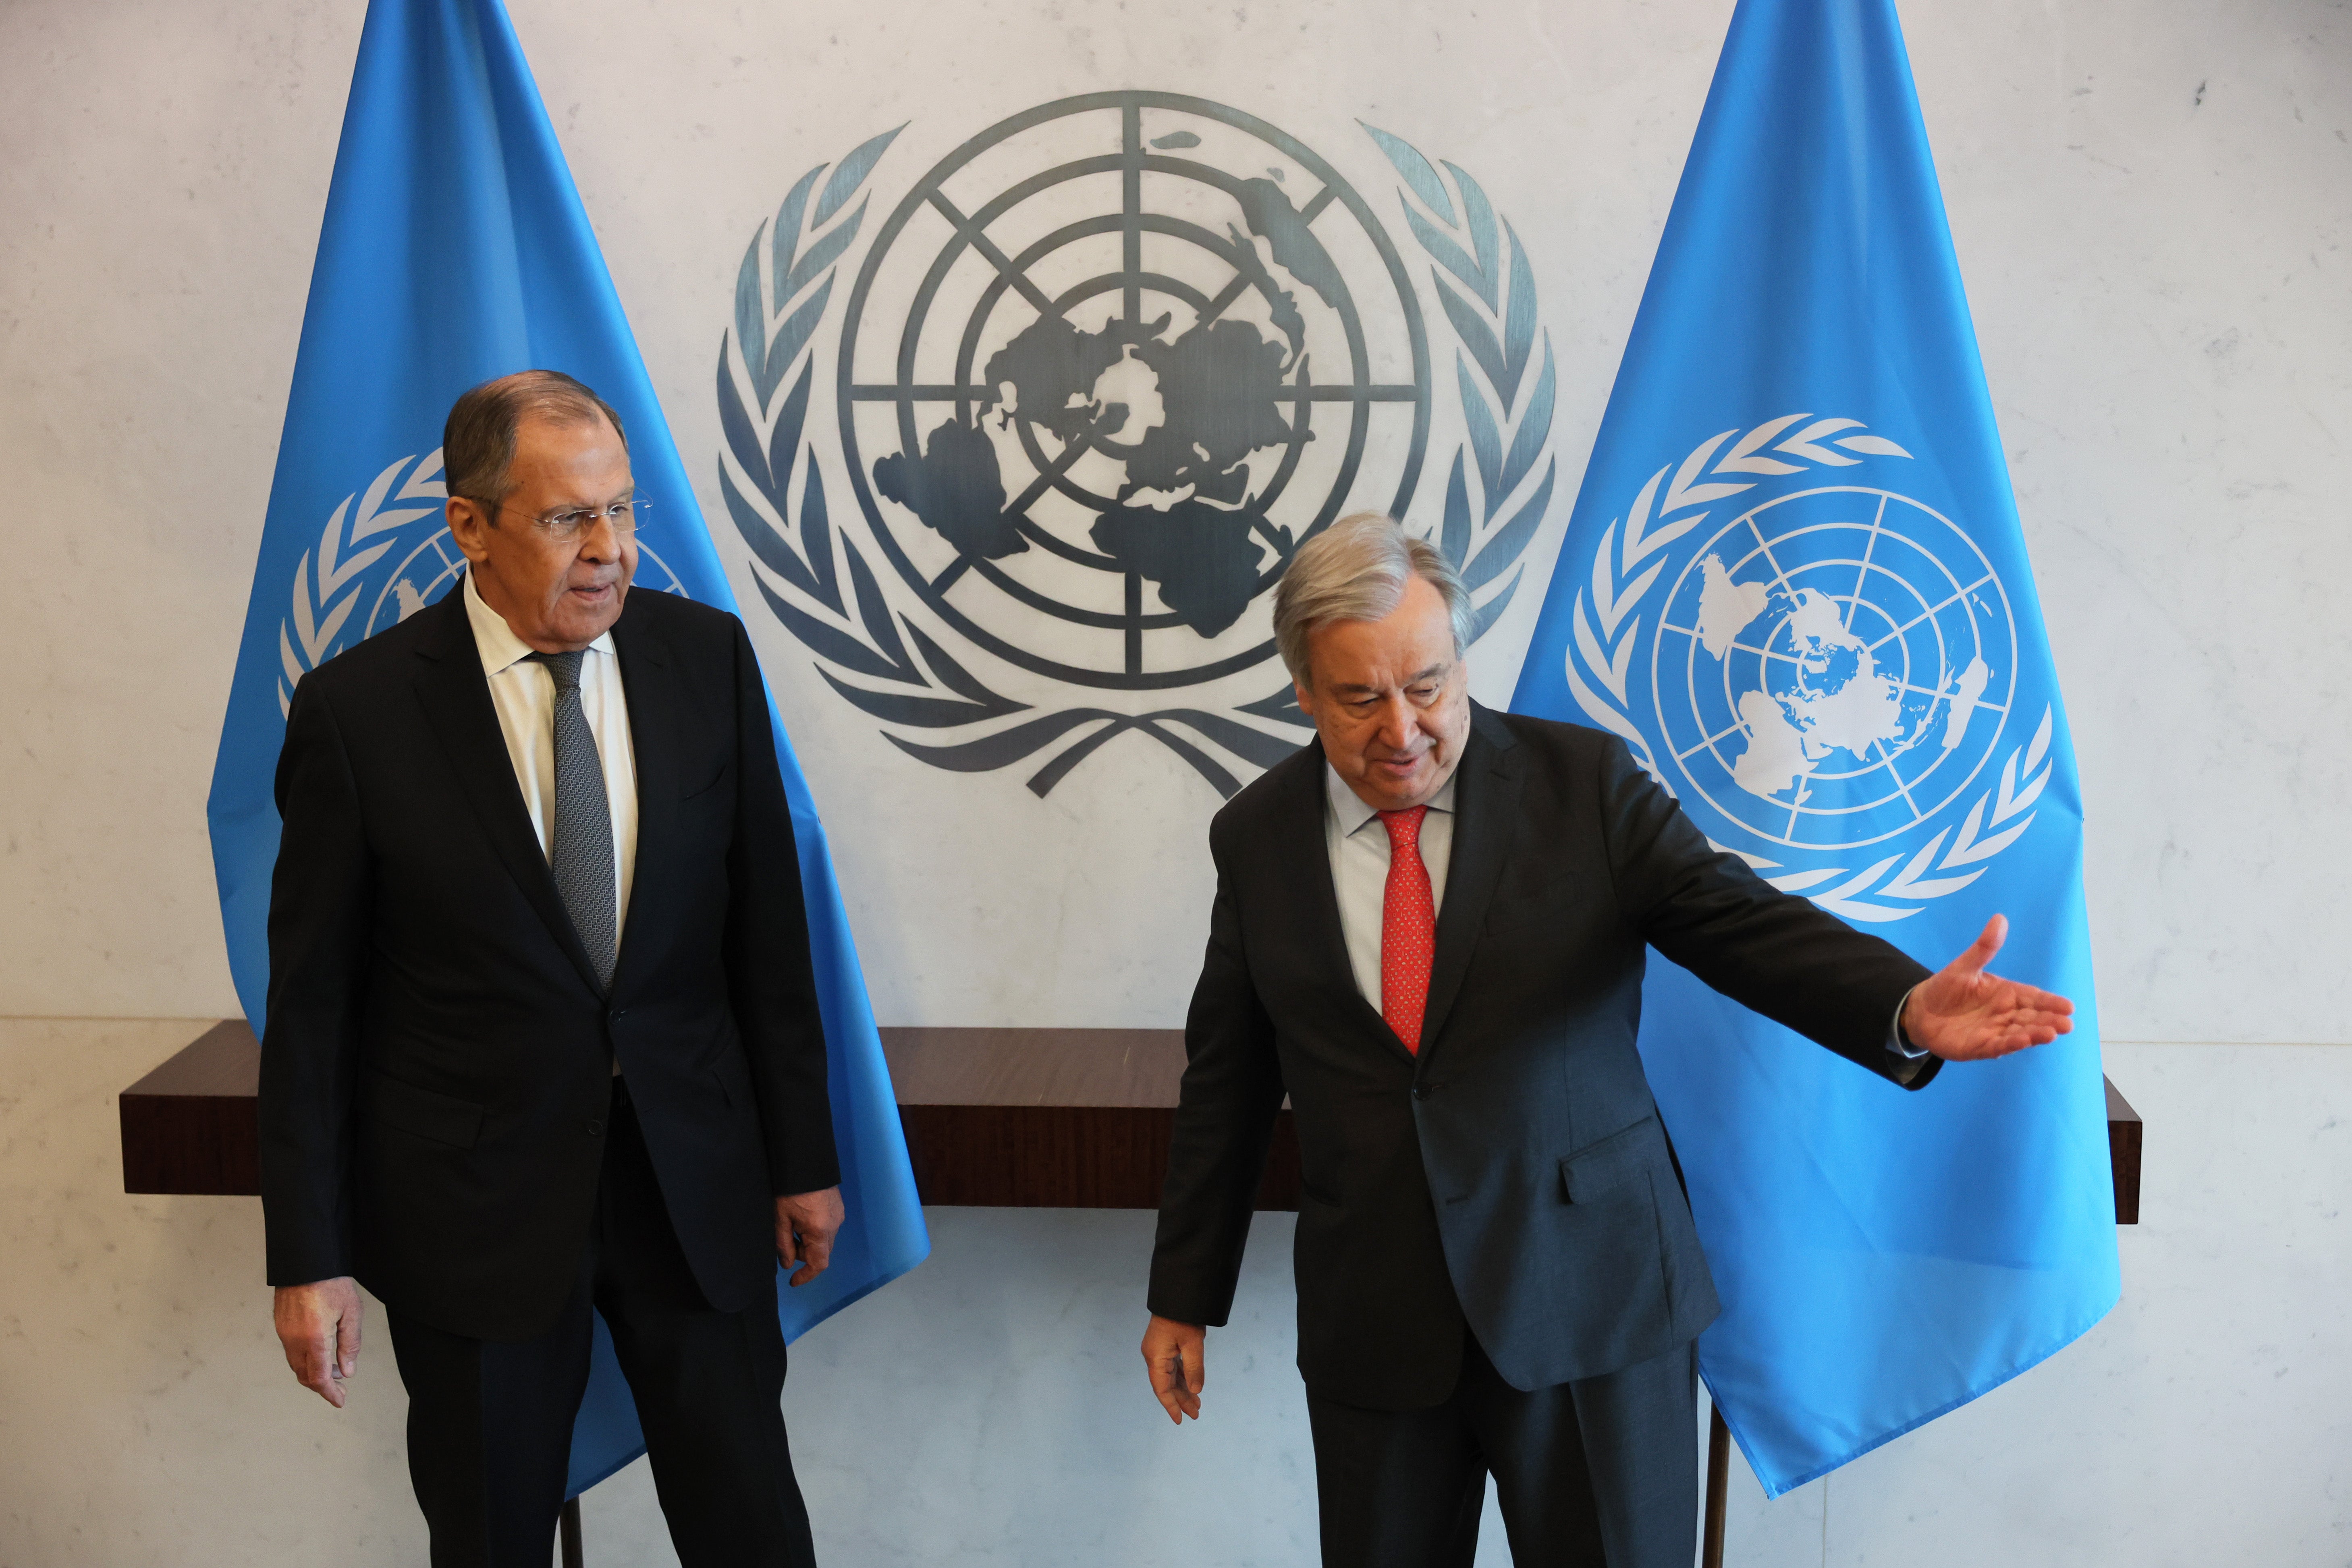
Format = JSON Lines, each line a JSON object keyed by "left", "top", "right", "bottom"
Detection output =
{"left": 1330, "top": 663, "right": 1449, "bottom": 695}
{"left": 538, "top": 487, "right": 635, "bottom": 513}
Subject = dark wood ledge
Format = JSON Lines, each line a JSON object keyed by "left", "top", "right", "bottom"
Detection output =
{"left": 884, "top": 1026, "right": 1299, "bottom": 1208}
{"left": 119, "top": 1020, "right": 2140, "bottom": 1220}
{"left": 118, "top": 1020, "right": 263, "bottom": 1197}
{"left": 2105, "top": 1075, "right": 2142, "bottom": 1226}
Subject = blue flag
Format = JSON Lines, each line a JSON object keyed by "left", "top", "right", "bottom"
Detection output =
{"left": 203, "top": 0, "right": 928, "bottom": 1496}
{"left": 1509, "top": 0, "right": 2117, "bottom": 1496}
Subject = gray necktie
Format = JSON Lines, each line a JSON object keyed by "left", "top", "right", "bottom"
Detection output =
{"left": 530, "top": 650, "right": 617, "bottom": 991}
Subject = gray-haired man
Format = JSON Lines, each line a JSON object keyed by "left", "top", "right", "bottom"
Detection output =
{"left": 1140, "top": 513, "right": 2071, "bottom": 1565}
{"left": 264, "top": 371, "right": 842, "bottom": 1566}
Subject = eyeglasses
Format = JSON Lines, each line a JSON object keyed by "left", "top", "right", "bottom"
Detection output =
{"left": 479, "top": 498, "right": 651, "bottom": 544}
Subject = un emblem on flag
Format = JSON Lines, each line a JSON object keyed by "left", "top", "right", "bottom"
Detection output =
{"left": 1657, "top": 488, "right": 2014, "bottom": 852}
{"left": 718, "top": 94, "right": 1561, "bottom": 798}
{"left": 1564, "top": 418, "right": 2058, "bottom": 923}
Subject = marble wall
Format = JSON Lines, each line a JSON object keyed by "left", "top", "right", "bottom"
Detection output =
{"left": 3, "top": 0, "right": 2347, "bottom": 1037}
{"left": 2, "top": 0, "right": 2348, "bottom": 1562}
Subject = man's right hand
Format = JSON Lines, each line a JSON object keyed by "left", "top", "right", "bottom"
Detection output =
{"left": 1141, "top": 1314, "right": 1206, "bottom": 1424}
{"left": 274, "top": 1277, "right": 364, "bottom": 1408}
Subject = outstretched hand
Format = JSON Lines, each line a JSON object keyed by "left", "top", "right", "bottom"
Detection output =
{"left": 1902, "top": 914, "right": 2074, "bottom": 1061}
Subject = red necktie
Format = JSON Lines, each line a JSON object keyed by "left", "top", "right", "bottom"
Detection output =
{"left": 1378, "top": 806, "right": 1435, "bottom": 1054}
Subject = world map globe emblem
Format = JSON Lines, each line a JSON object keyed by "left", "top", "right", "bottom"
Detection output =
{"left": 1652, "top": 487, "right": 2019, "bottom": 852}
{"left": 836, "top": 91, "right": 1432, "bottom": 690}
{"left": 362, "top": 528, "right": 689, "bottom": 639}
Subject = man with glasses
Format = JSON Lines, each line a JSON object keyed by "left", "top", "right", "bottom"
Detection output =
{"left": 262, "top": 370, "right": 841, "bottom": 1566}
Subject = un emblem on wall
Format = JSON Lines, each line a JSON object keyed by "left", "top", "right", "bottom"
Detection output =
{"left": 719, "top": 92, "right": 1561, "bottom": 796}
{"left": 844, "top": 94, "right": 1429, "bottom": 687}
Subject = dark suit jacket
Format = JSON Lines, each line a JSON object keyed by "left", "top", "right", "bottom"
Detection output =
{"left": 1147, "top": 703, "right": 1935, "bottom": 1409}
{"left": 259, "top": 584, "right": 838, "bottom": 1342}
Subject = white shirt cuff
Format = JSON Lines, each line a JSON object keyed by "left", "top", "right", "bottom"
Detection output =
{"left": 1887, "top": 985, "right": 1929, "bottom": 1060}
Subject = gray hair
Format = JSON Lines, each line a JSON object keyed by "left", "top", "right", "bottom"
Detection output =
{"left": 443, "top": 369, "right": 629, "bottom": 512}
{"left": 1273, "top": 512, "right": 1475, "bottom": 688}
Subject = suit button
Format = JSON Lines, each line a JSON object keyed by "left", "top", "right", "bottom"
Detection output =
{"left": 585, "top": 1119, "right": 604, "bottom": 1136}
{"left": 1412, "top": 1085, "right": 1428, "bottom": 1101}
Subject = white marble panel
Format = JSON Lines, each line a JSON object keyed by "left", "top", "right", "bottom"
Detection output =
{"left": 0, "top": 1019, "right": 421, "bottom": 1566}
{"left": 9, "top": 1023, "right": 2352, "bottom": 1564}
{"left": 592, "top": 1207, "right": 1321, "bottom": 1568}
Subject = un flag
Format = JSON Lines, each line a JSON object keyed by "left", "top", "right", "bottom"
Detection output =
{"left": 203, "top": 0, "right": 927, "bottom": 1496}
{"left": 1510, "top": 0, "right": 2119, "bottom": 1495}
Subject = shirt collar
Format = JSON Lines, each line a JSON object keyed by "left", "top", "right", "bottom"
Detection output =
{"left": 1324, "top": 761, "right": 1457, "bottom": 838}
{"left": 461, "top": 568, "right": 616, "bottom": 677}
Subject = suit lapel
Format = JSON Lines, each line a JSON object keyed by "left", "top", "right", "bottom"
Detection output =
{"left": 410, "top": 585, "right": 606, "bottom": 997}
{"left": 608, "top": 604, "right": 680, "bottom": 998}
{"left": 1283, "top": 739, "right": 1417, "bottom": 1065}
{"left": 1417, "top": 704, "right": 1523, "bottom": 1061}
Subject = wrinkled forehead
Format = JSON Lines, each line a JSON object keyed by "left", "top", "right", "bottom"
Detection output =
{"left": 1308, "top": 624, "right": 1459, "bottom": 693}
{"left": 509, "top": 416, "right": 633, "bottom": 498}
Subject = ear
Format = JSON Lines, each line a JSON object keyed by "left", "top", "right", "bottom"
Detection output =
{"left": 1291, "top": 672, "right": 1320, "bottom": 721}
{"left": 445, "top": 495, "right": 494, "bottom": 566}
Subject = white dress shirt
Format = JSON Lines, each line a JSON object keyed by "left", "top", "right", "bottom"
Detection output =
{"left": 1324, "top": 763, "right": 1457, "bottom": 1012}
{"left": 461, "top": 569, "right": 639, "bottom": 942}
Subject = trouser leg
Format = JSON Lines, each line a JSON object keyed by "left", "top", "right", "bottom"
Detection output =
{"left": 1561, "top": 1339, "right": 1697, "bottom": 1568}
{"left": 384, "top": 1280, "right": 594, "bottom": 1568}
{"left": 594, "top": 1079, "right": 816, "bottom": 1568}
{"left": 1304, "top": 1384, "right": 1487, "bottom": 1568}
{"left": 1457, "top": 1334, "right": 1697, "bottom": 1568}
{"left": 1455, "top": 1334, "right": 1609, "bottom": 1566}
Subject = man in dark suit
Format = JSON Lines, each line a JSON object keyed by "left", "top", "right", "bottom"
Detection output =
{"left": 1142, "top": 514, "right": 2072, "bottom": 1567}
{"left": 263, "top": 370, "right": 842, "bottom": 1567}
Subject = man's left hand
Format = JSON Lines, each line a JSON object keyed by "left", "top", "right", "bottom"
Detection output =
{"left": 1903, "top": 913, "right": 2075, "bottom": 1061}
{"left": 775, "top": 1186, "right": 845, "bottom": 1286}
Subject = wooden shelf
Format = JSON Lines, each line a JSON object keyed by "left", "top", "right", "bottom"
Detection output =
{"left": 884, "top": 1026, "right": 1300, "bottom": 1208}
{"left": 118, "top": 1020, "right": 262, "bottom": 1197}
{"left": 2105, "top": 1075, "right": 2142, "bottom": 1226}
{"left": 118, "top": 1020, "right": 2140, "bottom": 1221}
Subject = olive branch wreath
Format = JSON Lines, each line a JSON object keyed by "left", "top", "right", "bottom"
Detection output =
{"left": 1560, "top": 415, "right": 2054, "bottom": 922}
{"left": 1362, "top": 124, "right": 1557, "bottom": 642}
{"left": 721, "top": 125, "right": 1558, "bottom": 799}
{"left": 274, "top": 448, "right": 446, "bottom": 715}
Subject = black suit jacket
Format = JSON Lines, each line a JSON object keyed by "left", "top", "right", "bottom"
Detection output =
{"left": 1147, "top": 703, "right": 1935, "bottom": 1409}
{"left": 259, "top": 584, "right": 838, "bottom": 1341}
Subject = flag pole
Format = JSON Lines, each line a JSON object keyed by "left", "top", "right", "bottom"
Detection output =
{"left": 560, "top": 1497, "right": 583, "bottom": 1567}
{"left": 1702, "top": 1406, "right": 1729, "bottom": 1568}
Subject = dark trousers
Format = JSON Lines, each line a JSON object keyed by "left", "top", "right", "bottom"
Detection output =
{"left": 1306, "top": 1334, "right": 1696, "bottom": 1568}
{"left": 385, "top": 1080, "right": 815, "bottom": 1568}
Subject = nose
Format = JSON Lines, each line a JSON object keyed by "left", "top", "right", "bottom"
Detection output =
{"left": 1372, "top": 692, "right": 1419, "bottom": 750}
{"left": 575, "top": 510, "right": 624, "bottom": 562}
